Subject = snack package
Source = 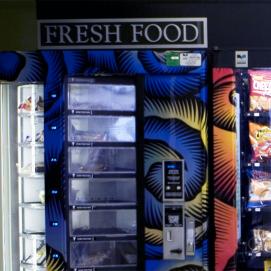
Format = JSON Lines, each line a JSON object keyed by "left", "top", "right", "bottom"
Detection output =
{"left": 248, "top": 179, "right": 271, "bottom": 207}
{"left": 249, "top": 70, "right": 271, "bottom": 112}
{"left": 248, "top": 170, "right": 271, "bottom": 208}
{"left": 249, "top": 122, "right": 271, "bottom": 160}
{"left": 253, "top": 228, "right": 271, "bottom": 253}
{"left": 264, "top": 260, "right": 271, "bottom": 271}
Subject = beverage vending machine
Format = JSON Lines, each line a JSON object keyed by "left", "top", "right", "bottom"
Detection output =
{"left": 0, "top": 49, "right": 209, "bottom": 271}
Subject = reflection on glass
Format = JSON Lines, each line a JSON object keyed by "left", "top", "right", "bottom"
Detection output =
{"left": 70, "top": 241, "right": 137, "bottom": 268}
{"left": 68, "top": 83, "right": 135, "bottom": 111}
{"left": 21, "top": 238, "right": 46, "bottom": 266}
{"left": 68, "top": 116, "right": 135, "bottom": 142}
{"left": 69, "top": 147, "right": 136, "bottom": 173}
{"left": 70, "top": 178, "right": 137, "bottom": 205}
{"left": 71, "top": 209, "right": 137, "bottom": 236}
{"left": 23, "top": 208, "right": 45, "bottom": 234}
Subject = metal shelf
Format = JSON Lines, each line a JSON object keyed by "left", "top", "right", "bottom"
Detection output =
{"left": 70, "top": 264, "right": 137, "bottom": 270}
{"left": 20, "top": 262, "right": 46, "bottom": 271}
{"left": 18, "top": 173, "right": 44, "bottom": 179}
{"left": 70, "top": 202, "right": 137, "bottom": 208}
{"left": 18, "top": 111, "right": 44, "bottom": 118}
{"left": 18, "top": 143, "right": 44, "bottom": 148}
{"left": 19, "top": 203, "right": 45, "bottom": 210}
{"left": 20, "top": 233, "right": 45, "bottom": 240}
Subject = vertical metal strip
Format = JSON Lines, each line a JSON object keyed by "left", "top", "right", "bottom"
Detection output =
{"left": 0, "top": 84, "right": 12, "bottom": 271}
{"left": 235, "top": 93, "right": 242, "bottom": 241}
{"left": 0, "top": 84, "right": 4, "bottom": 271}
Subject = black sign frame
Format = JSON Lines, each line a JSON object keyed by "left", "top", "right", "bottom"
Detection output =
{"left": 38, "top": 18, "right": 208, "bottom": 49}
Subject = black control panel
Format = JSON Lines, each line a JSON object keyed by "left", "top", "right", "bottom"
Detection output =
{"left": 163, "top": 160, "right": 184, "bottom": 201}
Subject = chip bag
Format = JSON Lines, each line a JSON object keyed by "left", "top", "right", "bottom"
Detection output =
{"left": 253, "top": 228, "right": 271, "bottom": 253}
{"left": 249, "top": 122, "right": 271, "bottom": 160}
{"left": 249, "top": 70, "right": 271, "bottom": 112}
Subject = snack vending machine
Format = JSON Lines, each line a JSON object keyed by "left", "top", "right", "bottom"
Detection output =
{"left": 213, "top": 67, "right": 271, "bottom": 271}
{"left": 236, "top": 69, "right": 271, "bottom": 270}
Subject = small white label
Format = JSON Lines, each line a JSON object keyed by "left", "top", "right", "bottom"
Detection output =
{"left": 180, "top": 53, "right": 202, "bottom": 67}
{"left": 235, "top": 51, "right": 248, "bottom": 68}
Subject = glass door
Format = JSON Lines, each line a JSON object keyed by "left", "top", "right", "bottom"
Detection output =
{"left": 66, "top": 77, "right": 139, "bottom": 270}
{"left": 0, "top": 83, "right": 46, "bottom": 271}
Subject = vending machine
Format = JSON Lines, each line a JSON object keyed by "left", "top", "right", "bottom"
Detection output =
{"left": 213, "top": 61, "right": 271, "bottom": 271}
{"left": 235, "top": 69, "right": 271, "bottom": 271}
{"left": 0, "top": 80, "right": 46, "bottom": 271}
{"left": 0, "top": 47, "right": 209, "bottom": 271}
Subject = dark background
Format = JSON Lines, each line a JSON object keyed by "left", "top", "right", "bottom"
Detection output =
{"left": 36, "top": 0, "right": 271, "bottom": 67}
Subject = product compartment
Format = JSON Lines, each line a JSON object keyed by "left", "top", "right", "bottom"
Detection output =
{"left": 248, "top": 121, "right": 271, "bottom": 161}
{"left": 70, "top": 240, "right": 137, "bottom": 268}
{"left": 68, "top": 116, "right": 135, "bottom": 142}
{"left": 68, "top": 147, "right": 136, "bottom": 173}
{"left": 248, "top": 70, "right": 271, "bottom": 114}
{"left": 71, "top": 209, "right": 137, "bottom": 236}
{"left": 69, "top": 178, "right": 137, "bottom": 205}
{"left": 21, "top": 177, "right": 45, "bottom": 204}
{"left": 20, "top": 237, "right": 46, "bottom": 267}
{"left": 21, "top": 207, "right": 45, "bottom": 234}
{"left": 18, "top": 84, "right": 44, "bottom": 113}
{"left": 68, "top": 82, "right": 135, "bottom": 111}
{"left": 18, "top": 147, "right": 44, "bottom": 175}
{"left": 18, "top": 116, "right": 44, "bottom": 145}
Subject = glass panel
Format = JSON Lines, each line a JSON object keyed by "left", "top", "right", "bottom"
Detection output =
{"left": 22, "top": 208, "right": 45, "bottom": 234}
{"left": 18, "top": 116, "right": 44, "bottom": 145}
{"left": 22, "top": 178, "right": 45, "bottom": 204}
{"left": 70, "top": 240, "right": 137, "bottom": 268}
{"left": 71, "top": 209, "right": 137, "bottom": 236}
{"left": 70, "top": 178, "right": 136, "bottom": 205}
{"left": 21, "top": 237, "right": 46, "bottom": 267}
{"left": 68, "top": 116, "right": 135, "bottom": 142}
{"left": 69, "top": 147, "right": 136, "bottom": 173}
{"left": 18, "top": 148, "right": 44, "bottom": 175}
{"left": 18, "top": 85, "right": 44, "bottom": 113}
{"left": 68, "top": 82, "right": 135, "bottom": 111}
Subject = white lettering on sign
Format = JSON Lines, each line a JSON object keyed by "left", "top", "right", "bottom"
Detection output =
{"left": 38, "top": 18, "right": 208, "bottom": 49}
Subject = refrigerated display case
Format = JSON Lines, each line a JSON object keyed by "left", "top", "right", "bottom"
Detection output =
{"left": 17, "top": 84, "right": 46, "bottom": 271}
{"left": 65, "top": 77, "right": 141, "bottom": 270}
{"left": 0, "top": 83, "right": 46, "bottom": 271}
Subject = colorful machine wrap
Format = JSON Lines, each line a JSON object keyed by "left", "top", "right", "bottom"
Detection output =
{"left": 212, "top": 68, "right": 238, "bottom": 271}
{"left": 0, "top": 50, "right": 208, "bottom": 271}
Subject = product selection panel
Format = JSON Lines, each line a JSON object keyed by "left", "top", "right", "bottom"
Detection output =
{"left": 163, "top": 160, "right": 184, "bottom": 201}
{"left": 162, "top": 160, "right": 195, "bottom": 260}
